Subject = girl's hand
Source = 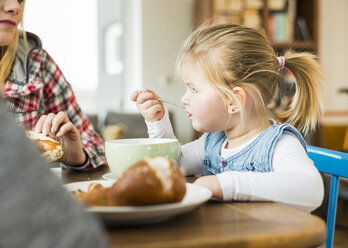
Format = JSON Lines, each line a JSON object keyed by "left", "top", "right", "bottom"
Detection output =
{"left": 193, "top": 175, "right": 223, "bottom": 199}
{"left": 35, "top": 112, "right": 86, "bottom": 166}
{"left": 130, "top": 89, "right": 165, "bottom": 122}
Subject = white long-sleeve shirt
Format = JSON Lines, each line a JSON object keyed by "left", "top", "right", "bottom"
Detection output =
{"left": 146, "top": 109, "right": 324, "bottom": 212}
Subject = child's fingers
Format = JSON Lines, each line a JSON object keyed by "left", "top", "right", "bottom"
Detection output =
{"left": 153, "top": 109, "right": 165, "bottom": 121}
{"left": 137, "top": 91, "right": 158, "bottom": 104}
{"left": 143, "top": 103, "right": 164, "bottom": 118}
{"left": 144, "top": 89, "right": 160, "bottom": 99}
{"left": 139, "top": 99, "right": 162, "bottom": 111}
{"left": 143, "top": 88, "right": 155, "bottom": 94}
{"left": 130, "top": 90, "right": 142, "bottom": 102}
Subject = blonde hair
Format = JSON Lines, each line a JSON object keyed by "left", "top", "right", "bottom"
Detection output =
{"left": 0, "top": 1, "right": 26, "bottom": 83}
{"left": 177, "top": 23, "right": 323, "bottom": 135}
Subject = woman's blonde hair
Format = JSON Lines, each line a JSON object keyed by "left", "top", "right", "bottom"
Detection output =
{"left": 0, "top": 1, "right": 26, "bottom": 83}
{"left": 177, "top": 23, "right": 323, "bottom": 135}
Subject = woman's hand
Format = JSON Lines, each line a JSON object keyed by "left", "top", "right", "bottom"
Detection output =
{"left": 35, "top": 111, "right": 86, "bottom": 166}
{"left": 130, "top": 89, "right": 165, "bottom": 122}
{"left": 194, "top": 175, "right": 223, "bottom": 199}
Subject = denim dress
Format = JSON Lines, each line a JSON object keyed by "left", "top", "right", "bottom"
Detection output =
{"left": 203, "top": 123, "right": 307, "bottom": 175}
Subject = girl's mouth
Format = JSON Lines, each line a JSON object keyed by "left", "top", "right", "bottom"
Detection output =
{"left": 0, "top": 19, "right": 17, "bottom": 26}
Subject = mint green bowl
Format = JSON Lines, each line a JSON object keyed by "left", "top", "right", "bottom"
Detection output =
{"left": 105, "top": 138, "right": 179, "bottom": 179}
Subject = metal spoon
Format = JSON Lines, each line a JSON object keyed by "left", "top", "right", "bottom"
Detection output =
{"left": 157, "top": 98, "right": 184, "bottom": 109}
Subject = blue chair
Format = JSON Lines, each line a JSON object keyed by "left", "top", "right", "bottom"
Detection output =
{"left": 307, "top": 145, "right": 348, "bottom": 248}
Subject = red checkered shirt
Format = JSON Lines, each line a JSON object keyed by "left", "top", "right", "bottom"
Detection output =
{"left": 2, "top": 33, "right": 107, "bottom": 170}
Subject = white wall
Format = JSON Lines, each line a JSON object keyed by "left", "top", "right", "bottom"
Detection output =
{"left": 319, "top": 0, "right": 348, "bottom": 113}
{"left": 23, "top": 0, "right": 98, "bottom": 92}
{"left": 123, "top": 0, "right": 142, "bottom": 111}
{"left": 24, "top": 0, "right": 195, "bottom": 143}
{"left": 24, "top": 0, "right": 347, "bottom": 141}
{"left": 23, "top": 0, "right": 99, "bottom": 114}
{"left": 139, "top": 0, "right": 195, "bottom": 144}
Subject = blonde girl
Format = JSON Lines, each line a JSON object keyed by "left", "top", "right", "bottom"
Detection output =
{"left": 0, "top": 0, "right": 106, "bottom": 169}
{"left": 131, "top": 23, "right": 324, "bottom": 212}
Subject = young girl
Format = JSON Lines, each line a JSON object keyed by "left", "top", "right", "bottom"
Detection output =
{"left": 131, "top": 23, "right": 324, "bottom": 212}
{"left": 0, "top": 0, "right": 106, "bottom": 170}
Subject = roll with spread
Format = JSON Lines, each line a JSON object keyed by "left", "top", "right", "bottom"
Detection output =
{"left": 26, "top": 130, "right": 64, "bottom": 162}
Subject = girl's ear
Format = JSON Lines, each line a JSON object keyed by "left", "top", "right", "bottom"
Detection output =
{"left": 227, "top": 87, "right": 247, "bottom": 114}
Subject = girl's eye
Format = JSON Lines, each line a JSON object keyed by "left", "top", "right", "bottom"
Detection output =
{"left": 18, "top": 0, "right": 24, "bottom": 3}
{"left": 191, "top": 87, "right": 197, "bottom": 93}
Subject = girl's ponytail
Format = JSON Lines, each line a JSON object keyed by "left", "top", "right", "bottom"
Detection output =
{"left": 280, "top": 51, "right": 324, "bottom": 135}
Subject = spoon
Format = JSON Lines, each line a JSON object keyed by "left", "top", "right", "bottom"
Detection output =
{"left": 157, "top": 98, "right": 185, "bottom": 109}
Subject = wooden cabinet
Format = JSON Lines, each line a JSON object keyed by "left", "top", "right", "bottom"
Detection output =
{"left": 194, "top": 0, "right": 319, "bottom": 53}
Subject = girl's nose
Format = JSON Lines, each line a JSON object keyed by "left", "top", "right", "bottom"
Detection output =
{"left": 3, "top": 0, "right": 21, "bottom": 15}
{"left": 181, "top": 93, "right": 188, "bottom": 106}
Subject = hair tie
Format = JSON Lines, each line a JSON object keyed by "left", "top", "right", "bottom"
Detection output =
{"left": 277, "top": 56, "right": 285, "bottom": 71}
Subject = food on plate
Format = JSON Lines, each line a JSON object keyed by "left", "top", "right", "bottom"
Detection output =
{"left": 74, "top": 156, "right": 186, "bottom": 206}
{"left": 26, "top": 130, "right": 64, "bottom": 162}
{"left": 74, "top": 183, "right": 109, "bottom": 206}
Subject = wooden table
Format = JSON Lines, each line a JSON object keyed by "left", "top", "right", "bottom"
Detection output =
{"left": 61, "top": 166, "right": 326, "bottom": 248}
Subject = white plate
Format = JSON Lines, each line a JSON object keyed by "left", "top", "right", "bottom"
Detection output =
{"left": 102, "top": 173, "right": 115, "bottom": 180}
{"left": 64, "top": 180, "right": 212, "bottom": 226}
{"left": 49, "top": 167, "right": 62, "bottom": 180}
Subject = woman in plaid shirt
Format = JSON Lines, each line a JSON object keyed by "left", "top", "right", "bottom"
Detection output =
{"left": 0, "top": 0, "right": 106, "bottom": 170}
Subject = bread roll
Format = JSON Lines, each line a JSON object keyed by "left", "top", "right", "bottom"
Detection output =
{"left": 74, "top": 183, "right": 109, "bottom": 206}
{"left": 108, "top": 156, "right": 186, "bottom": 206}
{"left": 74, "top": 157, "right": 186, "bottom": 206}
{"left": 26, "top": 130, "right": 64, "bottom": 162}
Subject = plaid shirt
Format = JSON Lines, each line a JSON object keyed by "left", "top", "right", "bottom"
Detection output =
{"left": 2, "top": 33, "right": 107, "bottom": 170}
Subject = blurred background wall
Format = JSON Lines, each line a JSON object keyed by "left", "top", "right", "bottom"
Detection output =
{"left": 23, "top": 0, "right": 348, "bottom": 145}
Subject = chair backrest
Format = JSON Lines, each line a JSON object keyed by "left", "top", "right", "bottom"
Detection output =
{"left": 307, "top": 145, "right": 348, "bottom": 248}
{"left": 103, "top": 111, "right": 176, "bottom": 139}
{"left": 104, "top": 111, "right": 148, "bottom": 139}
